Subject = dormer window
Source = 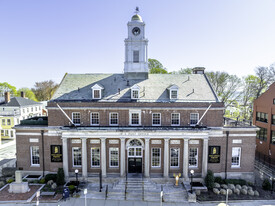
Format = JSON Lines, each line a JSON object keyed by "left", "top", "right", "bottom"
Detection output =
{"left": 91, "top": 84, "right": 104, "bottom": 100}
{"left": 167, "top": 85, "right": 179, "bottom": 100}
{"left": 131, "top": 84, "right": 140, "bottom": 99}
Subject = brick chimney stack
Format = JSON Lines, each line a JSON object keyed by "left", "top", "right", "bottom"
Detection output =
{"left": 21, "top": 91, "right": 25, "bottom": 98}
{"left": 4, "top": 92, "right": 10, "bottom": 103}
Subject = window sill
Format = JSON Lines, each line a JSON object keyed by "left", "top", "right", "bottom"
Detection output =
{"left": 31, "top": 165, "right": 40, "bottom": 167}
{"left": 91, "top": 166, "right": 100, "bottom": 168}
{"left": 109, "top": 166, "right": 119, "bottom": 168}
{"left": 189, "top": 166, "right": 198, "bottom": 168}
{"left": 72, "top": 166, "right": 82, "bottom": 168}
{"left": 231, "top": 166, "right": 241, "bottom": 169}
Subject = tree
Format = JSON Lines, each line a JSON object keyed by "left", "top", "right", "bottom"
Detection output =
{"left": 17, "top": 88, "right": 37, "bottom": 101}
{"left": 205, "top": 71, "right": 242, "bottom": 109}
{"left": 148, "top": 58, "right": 168, "bottom": 74}
{"left": 254, "top": 66, "right": 275, "bottom": 98}
{"left": 32, "top": 80, "right": 59, "bottom": 101}
{"left": 171, "top": 68, "right": 193, "bottom": 74}
{"left": 0, "top": 82, "right": 17, "bottom": 96}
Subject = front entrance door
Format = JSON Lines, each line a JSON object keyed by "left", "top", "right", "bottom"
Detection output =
{"left": 128, "top": 158, "right": 142, "bottom": 173}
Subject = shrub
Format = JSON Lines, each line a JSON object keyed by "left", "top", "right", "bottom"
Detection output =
{"left": 221, "top": 184, "right": 228, "bottom": 189}
{"left": 262, "top": 178, "right": 272, "bottom": 191}
{"left": 45, "top": 174, "right": 57, "bottom": 183}
{"left": 6, "top": 178, "right": 14, "bottom": 184}
{"left": 227, "top": 189, "right": 233, "bottom": 195}
{"left": 51, "top": 183, "right": 57, "bottom": 190}
{"left": 213, "top": 188, "right": 220, "bottom": 194}
{"left": 248, "top": 190, "right": 254, "bottom": 196}
{"left": 47, "top": 180, "right": 54, "bottom": 186}
{"left": 56, "top": 168, "right": 65, "bottom": 186}
{"left": 39, "top": 178, "right": 46, "bottom": 184}
{"left": 68, "top": 185, "right": 75, "bottom": 191}
{"left": 254, "top": 190, "right": 259, "bottom": 196}
{"left": 236, "top": 184, "right": 242, "bottom": 190}
{"left": 213, "top": 182, "right": 220, "bottom": 188}
{"left": 214, "top": 176, "right": 224, "bottom": 184}
{"left": 234, "top": 188, "right": 240, "bottom": 195}
{"left": 220, "top": 189, "right": 226, "bottom": 195}
{"left": 241, "top": 188, "right": 247, "bottom": 195}
{"left": 205, "top": 170, "right": 215, "bottom": 189}
{"left": 22, "top": 179, "right": 28, "bottom": 182}
{"left": 242, "top": 185, "right": 248, "bottom": 190}
{"left": 2, "top": 167, "right": 16, "bottom": 177}
{"left": 224, "top": 179, "right": 246, "bottom": 186}
{"left": 228, "top": 184, "right": 235, "bottom": 190}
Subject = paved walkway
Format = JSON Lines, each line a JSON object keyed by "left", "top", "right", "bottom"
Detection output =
{"left": 0, "top": 198, "right": 275, "bottom": 206}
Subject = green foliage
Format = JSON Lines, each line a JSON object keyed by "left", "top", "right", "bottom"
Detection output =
{"left": 57, "top": 168, "right": 65, "bottom": 186}
{"left": 32, "top": 80, "right": 59, "bottom": 101}
{"left": 262, "top": 178, "right": 272, "bottom": 191}
{"left": 148, "top": 58, "right": 168, "bottom": 74}
{"left": 204, "top": 170, "right": 215, "bottom": 189}
{"left": 22, "top": 179, "right": 28, "bottom": 182}
{"left": 68, "top": 185, "right": 75, "bottom": 191}
{"left": 39, "top": 178, "right": 46, "bottom": 184}
{"left": 171, "top": 68, "right": 193, "bottom": 74}
{"left": 0, "top": 82, "right": 17, "bottom": 96}
{"left": 214, "top": 176, "right": 224, "bottom": 184}
{"left": 45, "top": 173, "right": 57, "bottom": 183}
{"left": 224, "top": 179, "right": 246, "bottom": 186}
{"left": 16, "top": 87, "right": 38, "bottom": 101}
{"left": 6, "top": 178, "right": 14, "bottom": 184}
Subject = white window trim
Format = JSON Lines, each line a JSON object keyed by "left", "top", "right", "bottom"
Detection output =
{"left": 128, "top": 146, "right": 143, "bottom": 157}
{"left": 91, "top": 112, "right": 100, "bottom": 126}
{"left": 109, "top": 147, "right": 119, "bottom": 168}
{"left": 171, "top": 113, "right": 180, "bottom": 126}
{"left": 72, "top": 112, "right": 81, "bottom": 126}
{"left": 170, "top": 89, "right": 178, "bottom": 99}
{"left": 92, "top": 89, "right": 101, "bottom": 99}
{"left": 231, "top": 147, "right": 241, "bottom": 168}
{"left": 170, "top": 148, "right": 180, "bottom": 168}
{"left": 190, "top": 113, "right": 199, "bottom": 126}
{"left": 131, "top": 89, "right": 140, "bottom": 99}
{"left": 189, "top": 148, "right": 198, "bottom": 168}
{"left": 129, "top": 111, "right": 141, "bottom": 126}
{"left": 109, "top": 112, "right": 119, "bottom": 126}
{"left": 152, "top": 113, "right": 161, "bottom": 126}
{"left": 91, "top": 147, "right": 100, "bottom": 168}
{"left": 151, "top": 148, "right": 161, "bottom": 168}
{"left": 72, "top": 147, "right": 82, "bottom": 167}
{"left": 30, "top": 146, "right": 40, "bottom": 167}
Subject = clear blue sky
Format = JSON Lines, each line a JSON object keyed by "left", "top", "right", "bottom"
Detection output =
{"left": 1, "top": 0, "right": 275, "bottom": 89}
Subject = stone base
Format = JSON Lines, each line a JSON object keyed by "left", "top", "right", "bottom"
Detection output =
{"left": 8, "top": 182, "right": 30, "bottom": 193}
{"left": 187, "top": 192, "right": 196, "bottom": 202}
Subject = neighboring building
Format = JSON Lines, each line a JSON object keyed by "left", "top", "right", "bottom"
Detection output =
{"left": 253, "top": 82, "right": 275, "bottom": 161}
{"left": 0, "top": 115, "right": 15, "bottom": 140}
{"left": 15, "top": 12, "right": 257, "bottom": 182}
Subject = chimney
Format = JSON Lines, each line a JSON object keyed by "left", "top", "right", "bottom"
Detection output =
{"left": 21, "top": 91, "right": 25, "bottom": 98}
{"left": 192, "top": 67, "right": 205, "bottom": 74}
{"left": 5, "top": 92, "right": 10, "bottom": 103}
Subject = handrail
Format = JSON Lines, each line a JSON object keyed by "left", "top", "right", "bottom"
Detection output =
{"left": 125, "top": 172, "right": 127, "bottom": 200}
{"left": 105, "top": 185, "right": 108, "bottom": 200}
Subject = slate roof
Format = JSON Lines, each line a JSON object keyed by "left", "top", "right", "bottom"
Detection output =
{"left": 0, "top": 97, "right": 41, "bottom": 107}
{"left": 51, "top": 73, "right": 220, "bottom": 102}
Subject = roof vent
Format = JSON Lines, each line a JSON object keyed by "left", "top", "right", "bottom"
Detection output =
{"left": 127, "top": 80, "right": 130, "bottom": 86}
{"left": 192, "top": 67, "right": 205, "bottom": 74}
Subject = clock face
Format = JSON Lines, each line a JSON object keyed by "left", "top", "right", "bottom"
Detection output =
{"left": 132, "top": 27, "right": 140, "bottom": 36}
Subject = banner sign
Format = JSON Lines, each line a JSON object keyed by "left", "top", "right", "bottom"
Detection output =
{"left": 51, "top": 145, "right": 63, "bottom": 162}
{"left": 208, "top": 146, "right": 220, "bottom": 163}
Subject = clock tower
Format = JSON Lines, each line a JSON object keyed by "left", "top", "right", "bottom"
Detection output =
{"left": 124, "top": 9, "right": 149, "bottom": 79}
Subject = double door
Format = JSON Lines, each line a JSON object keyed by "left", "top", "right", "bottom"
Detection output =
{"left": 128, "top": 158, "right": 142, "bottom": 173}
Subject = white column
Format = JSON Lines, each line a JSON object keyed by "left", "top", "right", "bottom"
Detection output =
{"left": 62, "top": 138, "right": 69, "bottom": 180}
{"left": 183, "top": 139, "right": 189, "bottom": 181}
{"left": 81, "top": 138, "right": 87, "bottom": 180}
{"left": 101, "top": 138, "right": 107, "bottom": 177}
{"left": 120, "top": 138, "right": 126, "bottom": 177}
{"left": 163, "top": 138, "right": 169, "bottom": 178}
{"left": 202, "top": 138, "right": 209, "bottom": 178}
{"left": 144, "top": 138, "right": 150, "bottom": 177}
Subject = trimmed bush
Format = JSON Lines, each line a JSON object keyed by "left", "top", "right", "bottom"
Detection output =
{"left": 51, "top": 183, "right": 57, "bottom": 190}
{"left": 39, "top": 178, "right": 46, "bottom": 184}
{"left": 47, "top": 180, "right": 54, "bottom": 186}
{"left": 6, "top": 178, "right": 14, "bottom": 184}
{"left": 236, "top": 184, "right": 242, "bottom": 190}
{"left": 2, "top": 167, "right": 16, "bottom": 177}
{"left": 220, "top": 189, "right": 226, "bottom": 195}
{"left": 234, "top": 188, "right": 240, "bottom": 195}
{"left": 254, "top": 190, "right": 259, "bottom": 196}
{"left": 45, "top": 174, "right": 57, "bottom": 183}
{"left": 57, "top": 168, "right": 65, "bottom": 186}
{"left": 228, "top": 184, "right": 235, "bottom": 190}
{"left": 205, "top": 170, "right": 215, "bottom": 189}
{"left": 242, "top": 185, "right": 248, "bottom": 190}
{"left": 262, "top": 178, "right": 272, "bottom": 191}
{"left": 241, "top": 189, "right": 247, "bottom": 195}
{"left": 68, "top": 185, "right": 75, "bottom": 191}
{"left": 213, "top": 182, "right": 220, "bottom": 188}
{"left": 213, "top": 188, "right": 220, "bottom": 194}
{"left": 248, "top": 190, "right": 254, "bottom": 196}
{"left": 221, "top": 184, "right": 228, "bottom": 189}
{"left": 22, "top": 179, "right": 28, "bottom": 182}
{"left": 214, "top": 176, "right": 224, "bottom": 184}
{"left": 0, "top": 181, "right": 5, "bottom": 188}
{"left": 227, "top": 189, "right": 233, "bottom": 195}
{"left": 224, "top": 179, "right": 246, "bottom": 186}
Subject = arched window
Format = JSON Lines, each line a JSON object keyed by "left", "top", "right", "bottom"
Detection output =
{"left": 129, "top": 139, "right": 142, "bottom": 146}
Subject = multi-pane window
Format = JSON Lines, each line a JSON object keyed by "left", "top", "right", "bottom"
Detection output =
{"left": 189, "top": 148, "right": 198, "bottom": 167}
{"left": 132, "top": 90, "right": 139, "bottom": 99}
{"left": 5, "top": 130, "right": 8, "bottom": 136}
{"left": 272, "top": 115, "right": 275, "bottom": 125}
{"left": 170, "top": 90, "right": 178, "bottom": 99}
{"left": 131, "top": 113, "right": 140, "bottom": 125}
{"left": 110, "top": 148, "right": 119, "bottom": 167}
{"left": 7, "top": 119, "right": 11, "bottom": 125}
{"left": 151, "top": 148, "right": 161, "bottom": 167}
{"left": 271, "top": 131, "right": 275, "bottom": 145}
{"left": 0, "top": 130, "right": 3, "bottom": 136}
{"left": 91, "top": 147, "right": 100, "bottom": 167}
{"left": 257, "top": 127, "right": 267, "bottom": 141}
{"left": 2, "top": 119, "right": 5, "bottom": 126}
{"left": 170, "top": 148, "right": 179, "bottom": 167}
{"left": 91, "top": 113, "right": 99, "bottom": 125}
{"left": 10, "top": 131, "right": 13, "bottom": 137}
{"left": 31, "top": 146, "right": 40, "bottom": 166}
{"left": 72, "top": 147, "right": 82, "bottom": 167}
{"left": 93, "top": 89, "right": 101, "bottom": 99}
{"left": 171, "top": 113, "right": 180, "bottom": 126}
{"left": 133, "top": 51, "right": 139, "bottom": 63}
{"left": 128, "top": 147, "right": 142, "bottom": 157}
{"left": 152, "top": 113, "right": 161, "bottom": 126}
{"left": 128, "top": 148, "right": 135, "bottom": 156}
{"left": 110, "top": 113, "right": 118, "bottom": 125}
{"left": 72, "top": 112, "right": 81, "bottom": 125}
{"left": 190, "top": 113, "right": 199, "bottom": 125}
{"left": 256, "top": 112, "right": 268, "bottom": 123}
{"left": 231, "top": 147, "right": 241, "bottom": 167}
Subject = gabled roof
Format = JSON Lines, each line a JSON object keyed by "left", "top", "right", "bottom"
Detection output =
{"left": 51, "top": 73, "right": 220, "bottom": 103}
{"left": 131, "top": 84, "right": 140, "bottom": 90}
{"left": 167, "top": 84, "right": 179, "bottom": 90}
{"left": 0, "top": 97, "right": 41, "bottom": 107}
{"left": 91, "top": 83, "right": 104, "bottom": 90}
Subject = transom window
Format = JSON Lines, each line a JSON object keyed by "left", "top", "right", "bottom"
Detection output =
{"left": 151, "top": 148, "right": 161, "bottom": 167}
{"left": 91, "top": 147, "right": 100, "bottom": 167}
{"left": 170, "top": 148, "right": 179, "bottom": 167}
{"left": 130, "top": 112, "right": 140, "bottom": 125}
{"left": 110, "top": 148, "right": 119, "bottom": 167}
{"left": 129, "top": 139, "right": 142, "bottom": 146}
{"left": 72, "top": 112, "right": 81, "bottom": 125}
{"left": 171, "top": 113, "right": 180, "bottom": 126}
{"left": 72, "top": 147, "right": 82, "bottom": 167}
{"left": 109, "top": 113, "right": 118, "bottom": 125}
{"left": 271, "top": 131, "right": 275, "bottom": 145}
{"left": 231, "top": 147, "right": 241, "bottom": 167}
{"left": 190, "top": 113, "right": 199, "bottom": 125}
{"left": 133, "top": 50, "right": 139, "bottom": 63}
{"left": 170, "top": 90, "right": 178, "bottom": 99}
{"left": 152, "top": 113, "right": 161, "bottom": 126}
{"left": 189, "top": 148, "right": 198, "bottom": 167}
{"left": 91, "top": 112, "right": 99, "bottom": 125}
{"left": 128, "top": 147, "right": 142, "bottom": 157}
{"left": 30, "top": 146, "right": 40, "bottom": 166}
{"left": 132, "top": 90, "right": 139, "bottom": 99}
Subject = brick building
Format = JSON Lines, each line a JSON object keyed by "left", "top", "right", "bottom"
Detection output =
{"left": 15, "top": 12, "right": 257, "bottom": 182}
{"left": 253, "top": 82, "right": 275, "bottom": 161}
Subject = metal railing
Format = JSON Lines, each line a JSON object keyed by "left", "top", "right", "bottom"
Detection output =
{"left": 255, "top": 151, "right": 275, "bottom": 170}
{"left": 105, "top": 185, "right": 108, "bottom": 200}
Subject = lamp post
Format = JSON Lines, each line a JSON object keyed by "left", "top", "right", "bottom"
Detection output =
{"left": 190, "top": 170, "right": 194, "bottom": 194}
{"left": 75, "top": 169, "right": 79, "bottom": 193}
{"left": 84, "top": 188, "right": 87, "bottom": 206}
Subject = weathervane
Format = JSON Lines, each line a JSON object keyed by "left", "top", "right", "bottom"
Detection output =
{"left": 135, "top": 7, "right": 139, "bottom": 14}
